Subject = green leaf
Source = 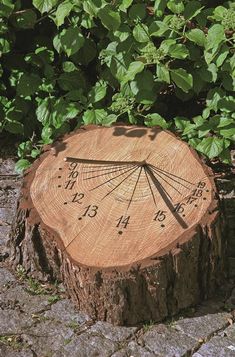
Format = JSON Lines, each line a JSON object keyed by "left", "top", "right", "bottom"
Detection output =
{"left": 156, "top": 63, "right": 170, "bottom": 83}
{"left": 5, "top": 119, "right": 24, "bottom": 134}
{"left": 13, "top": 9, "right": 37, "bottom": 29}
{"left": 128, "top": 4, "right": 146, "bottom": 20}
{"left": 62, "top": 61, "right": 77, "bottom": 72}
{"left": 217, "top": 97, "right": 235, "bottom": 113}
{"left": 36, "top": 97, "right": 55, "bottom": 125}
{"left": 101, "top": 114, "right": 117, "bottom": 126}
{"left": 206, "top": 24, "right": 225, "bottom": 49}
{"left": 183, "top": 1, "right": 204, "bottom": 20}
{"left": 174, "top": 116, "right": 190, "bottom": 131}
{"left": 186, "top": 29, "right": 206, "bottom": 47}
{"left": 215, "top": 45, "right": 229, "bottom": 67}
{"left": 133, "top": 24, "right": 149, "bottom": 43}
{"left": 15, "top": 159, "right": 31, "bottom": 173}
{"left": 36, "top": 97, "right": 80, "bottom": 128}
{"left": 206, "top": 88, "right": 225, "bottom": 112}
{"left": 41, "top": 126, "right": 53, "bottom": 144}
{"left": 167, "top": 1, "right": 184, "bottom": 14}
{"left": 0, "top": 0, "right": 14, "bottom": 18}
{"left": 17, "top": 74, "right": 41, "bottom": 96}
{"left": 60, "top": 27, "right": 85, "bottom": 57}
{"left": 55, "top": 1, "right": 74, "bottom": 27}
{"left": 204, "top": 24, "right": 226, "bottom": 64}
{"left": 145, "top": 113, "right": 169, "bottom": 129}
{"left": 119, "top": 0, "right": 133, "bottom": 11}
{"left": 170, "top": 68, "right": 193, "bottom": 93}
{"left": 149, "top": 21, "right": 169, "bottom": 37}
{"left": 219, "top": 125, "right": 235, "bottom": 139}
{"left": 130, "top": 70, "right": 155, "bottom": 94}
{"left": 98, "top": 5, "right": 121, "bottom": 32}
{"left": 123, "top": 61, "right": 145, "bottom": 83}
{"left": 199, "top": 64, "right": 218, "bottom": 83}
{"left": 83, "top": 0, "right": 102, "bottom": 17}
{"left": 33, "top": 0, "right": 58, "bottom": 14}
{"left": 196, "top": 137, "right": 224, "bottom": 158}
{"left": 83, "top": 109, "right": 107, "bottom": 125}
{"left": 0, "top": 38, "right": 10, "bottom": 54}
{"left": 88, "top": 81, "right": 107, "bottom": 103}
{"left": 110, "top": 53, "right": 130, "bottom": 81}
{"left": 167, "top": 44, "right": 189, "bottom": 59}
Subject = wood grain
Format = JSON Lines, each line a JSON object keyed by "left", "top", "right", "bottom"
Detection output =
{"left": 9, "top": 125, "right": 226, "bottom": 325}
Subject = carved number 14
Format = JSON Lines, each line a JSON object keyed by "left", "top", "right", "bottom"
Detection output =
{"left": 116, "top": 216, "right": 130, "bottom": 229}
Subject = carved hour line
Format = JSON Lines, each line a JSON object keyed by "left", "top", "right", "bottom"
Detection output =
{"left": 82, "top": 164, "right": 132, "bottom": 174}
{"left": 126, "top": 166, "right": 143, "bottom": 210}
{"left": 149, "top": 164, "right": 194, "bottom": 186}
{"left": 146, "top": 166, "right": 188, "bottom": 229}
{"left": 101, "top": 166, "right": 140, "bottom": 200}
{"left": 65, "top": 157, "right": 144, "bottom": 166}
{"left": 144, "top": 166, "right": 157, "bottom": 207}
{"left": 90, "top": 165, "right": 139, "bottom": 192}
{"left": 150, "top": 166, "right": 190, "bottom": 191}
{"left": 148, "top": 168, "right": 173, "bottom": 201}
{"left": 84, "top": 165, "right": 135, "bottom": 180}
{"left": 149, "top": 166, "right": 183, "bottom": 195}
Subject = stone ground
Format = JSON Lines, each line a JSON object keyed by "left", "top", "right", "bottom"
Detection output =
{"left": 1, "top": 146, "right": 235, "bottom": 357}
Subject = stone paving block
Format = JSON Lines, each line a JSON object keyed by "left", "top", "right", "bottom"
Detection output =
{"left": 174, "top": 312, "right": 231, "bottom": 341}
{"left": 0, "top": 345, "right": 34, "bottom": 357}
{"left": 111, "top": 340, "right": 156, "bottom": 357}
{"left": 0, "top": 267, "right": 15, "bottom": 287}
{"left": 0, "top": 207, "right": 15, "bottom": 225}
{"left": 0, "top": 225, "right": 11, "bottom": 246}
{"left": 59, "top": 332, "right": 119, "bottom": 357}
{"left": 89, "top": 321, "right": 137, "bottom": 342}
{"left": 0, "top": 284, "right": 52, "bottom": 314}
{"left": 0, "top": 309, "right": 34, "bottom": 335}
{"left": 44, "top": 299, "right": 90, "bottom": 325}
{"left": 0, "top": 158, "right": 17, "bottom": 174}
{"left": 0, "top": 186, "right": 20, "bottom": 206}
{"left": 193, "top": 322, "right": 235, "bottom": 357}
{"left": 193, "top": 336, "right": 235, "bottom": 356}
{"left": 139, "top": 324, "right": 199, "bottom": 357}
{"left": 22, "top": 319, "right": 75, "bottom": 356}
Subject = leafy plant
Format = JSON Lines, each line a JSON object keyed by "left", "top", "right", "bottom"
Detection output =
{"left": 0, "top": 0, "right": 234, "bottom": 169}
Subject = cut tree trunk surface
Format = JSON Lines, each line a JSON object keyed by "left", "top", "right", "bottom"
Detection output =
{"left": 9, "top": 125, "right": 226, "bottom": 325}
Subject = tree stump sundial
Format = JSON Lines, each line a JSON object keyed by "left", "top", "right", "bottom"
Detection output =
{"left": 10, "top": 125, "right": 225, "bottom": 325}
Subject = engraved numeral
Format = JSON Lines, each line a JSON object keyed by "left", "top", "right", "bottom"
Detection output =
{"left": 186, "top": 196, "right": 197, "bottom": 204}
{"left": 197, "top": 181, "right": 206, "bottom": 188}
{"left": 82, "top": 205, "right": 98, "bottom": 218}
{"left": 71, "top": 192, "right": 84, "bottom": 204}
{"left": 64, "top": 180, "right": 76, "bottom": 190}
{"left": 192, "top": 189, "right": 203, "bottom": 197}
{"left": 68, "top": 170, "right": 79, "bottom": 179}
{"left": 69, "top": 162, "right": 78, "bottom": 170}
{"left": 153, "top": 210, "right": 166, "bottom": 222}
{"left": 116, "top": 216, "right": 130, "bottom": 229}
{"left": 173, "top": 203, "right": 185, "bottom": 213}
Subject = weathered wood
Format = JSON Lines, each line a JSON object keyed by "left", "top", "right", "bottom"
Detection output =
{"left": 8, "top": 125, "right": 226, "bottom": 325}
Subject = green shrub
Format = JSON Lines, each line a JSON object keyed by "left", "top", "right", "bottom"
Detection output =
{"left": 0, "top": 0, "right": 234, "bottom": 170}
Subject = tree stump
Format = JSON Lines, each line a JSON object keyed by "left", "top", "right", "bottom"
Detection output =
{"left": 9, "top": 125, "right": 226, "bottom": 325}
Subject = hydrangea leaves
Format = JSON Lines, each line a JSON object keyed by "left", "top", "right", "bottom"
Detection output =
{"left": 0, "top": 0, "right": 234, "bottom": 171}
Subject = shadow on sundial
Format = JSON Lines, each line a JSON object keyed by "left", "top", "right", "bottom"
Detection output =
{"left": 51, "top": 141, "right": 68, "bottom": 157}
{"left": 113, "top": 126, "right": 161, "bottom": 140}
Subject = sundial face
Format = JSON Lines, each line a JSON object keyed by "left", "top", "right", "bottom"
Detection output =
{"left": 30, "top": 126, "right": 213, "bottom": 268}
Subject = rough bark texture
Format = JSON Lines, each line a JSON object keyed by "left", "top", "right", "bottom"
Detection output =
{"left": 8, "top": 127, "right": 227, "bottom": 326}
{"left": 9, "top": 204, "right": 226, "bottom": 326}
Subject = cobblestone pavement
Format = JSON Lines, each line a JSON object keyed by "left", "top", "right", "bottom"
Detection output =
{"left": 1, "top": 153, "right": 235, "bottom": 357}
